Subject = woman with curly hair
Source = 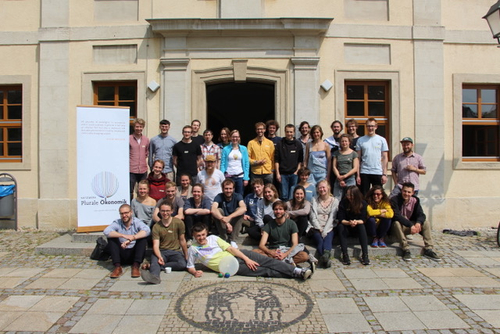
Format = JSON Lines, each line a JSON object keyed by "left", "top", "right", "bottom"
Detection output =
{"left": 366, "top": 185, "right": 393, "bottom": 248}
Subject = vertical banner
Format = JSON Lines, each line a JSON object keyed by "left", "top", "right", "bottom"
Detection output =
{"left": 77, "top": 106, "right": 130, "bottom": 232}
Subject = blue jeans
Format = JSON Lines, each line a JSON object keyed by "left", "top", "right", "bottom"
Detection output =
{"left": 230, "top": 177, "right": 244, "bottom": 196}
{"left": 333, "top": 175, "right": 356, "bottom": 201}
{"left": 366, "top": 217, "right": 392, "bottom": 239}
{"left": 280, "top": 173, "right": 298, "bottom": 200}
{"left": 311, "top": 229, "right": 334, "bottom": 255}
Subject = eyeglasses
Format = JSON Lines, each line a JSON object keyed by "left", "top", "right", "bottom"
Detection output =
{"left": 373, "top": 193, "right": 383, "bottom": 196}
{"left": 366, "top": 125, "right": 376, "bottom": 128}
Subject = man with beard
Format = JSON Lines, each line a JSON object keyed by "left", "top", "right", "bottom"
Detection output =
{"left": 211, "top": 179, "right": 247, "bottom": 242}
{"left": 104, "top": 204, "right": 151, "bottom": 278}
{"left": 390, "top": 137, "right": 426, "bottom": 197}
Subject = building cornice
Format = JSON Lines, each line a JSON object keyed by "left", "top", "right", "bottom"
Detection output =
{"left": 147, "top": 18, "right": 333, "bottom": 37}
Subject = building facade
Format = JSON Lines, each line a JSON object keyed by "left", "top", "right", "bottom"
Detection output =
{"left": 0, "top": 0, "right": 498, "bottom": 230}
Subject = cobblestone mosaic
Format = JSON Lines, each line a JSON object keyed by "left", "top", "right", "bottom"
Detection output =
{"left": 175, "top": 281, "right": 314, "bottom": 333}
{"left": 0, "top": 228, "right": 498, "bottom": 333}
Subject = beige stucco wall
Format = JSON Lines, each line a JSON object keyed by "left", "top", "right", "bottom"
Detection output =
{"left": 1, "top": 0, "right": 499, "bottom": 230}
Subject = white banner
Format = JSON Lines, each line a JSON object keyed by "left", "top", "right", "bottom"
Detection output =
{"left": 77, "top": 106, "right": 130, "bottom": 231}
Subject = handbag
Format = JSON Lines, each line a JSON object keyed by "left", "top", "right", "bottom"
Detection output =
{"left": 90, "top": 236, "right": 110, "bottom": 261}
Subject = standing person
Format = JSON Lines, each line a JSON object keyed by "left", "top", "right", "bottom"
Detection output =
{"left": 129, "top": 118, "right": 149, "bottom": 200}
{"left": 220, "top": 130, "right": 250, "bottom": 196}
{"left": 297, "top": 121, "right": 311, "bottom": 153}
{"left": 152, "top": 181, "right": 184, "bottom": 224}
{"left": 337, "top": 186, "right": 370, "bottom": 266}
{"left": 390, "top": 182, "right": 440, "bottom": 262}
{"left": 254, "top": 201, "right": 309, "bottom": 265}
{"left": 355, "top": 118, "right": 389, "bottom": 195}
{"left": 346, "top": 119, "right": 360, "bottom": 150}
{"left": 217, "top": 127, "right": 231, "bottom": 150}
{"left": 149, "top": 119, "right": 177, "bottom": 181}
{"left": 248, "top": 122, "right": 275, "bottom": 185}
{"left": 325, "top": 120, "right": 343, "bottom": 192}
{"left": 172, "top": 125, "right": 203, "bottom": 184}
{"left": 304, "top": 125, "right": 331, "bottom": 186}
{"left": 266, "top": 120, "right": 281, "bottom": 147}
{"left": 177, "top": 173, "right": 193, "bottom": 200}
{"left": 200, "top": 129, "right": 221, "bottom": 169}
{"left": 290, "top": 168, "right": 316, "bottom": 202}
{"left": 332, "top": 134, "right": 359, "bottom": 201}
{"left": 183, "top": 183, "right": 212, "bottom": 241}
{"left": 275, "top": 124, "right": 303, "bottom": 200}
{"left": 286, "top": 185, "right": 311, "bottom": 238}
{"left": 196, "top": 155, "right": 225, "bottom": 204}
{"left": 390, "top": 137, "right": 426, "bottom": 197}
{"left": 324, "top": 120, "right": 343, "bottom": 154}
{"left": 211, "top": 179, "right": 247, "bottom": 242}
{"left": 187, "top": 223, "right": 312, "bottom": 280}
{"left": 190, "top": 119, "right": 204, "bottom": 146}
{"left": 140, "top": 202, "right": 188, "bottom": 284}
{"left": 309, "top": 180, "right": 339, "bottom": 268}
{"left": 131, "top": 180, "right": 156, "bottom": 227}
{"left": 247, "top": 183, "right": 280, "bottom": 241}
{"left": 104, "top": 204, "right": 151, "bottom": 278}
{"left": 366, "top": 185, "right": 393, "bottom": 248}
{"left": 147, "top": 159, "right": 170, "bottom": 201}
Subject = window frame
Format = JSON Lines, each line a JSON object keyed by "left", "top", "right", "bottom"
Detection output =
{"left": 92, "top": 80, "right": 138, "bottom": 128}
{"left": 344, "top": 80, "right": 391, "bottom": 143}
{"left": 0, "top": 85, "right": 23, "bottom": 163}
{"left": 461, "top": 84, "right": 500, "bottom": 162}
{"left": 453, "top": 74, "right": 500, "bottom": 170}
{"left": 0, "top": 75, "right": 31, "bottom": 170}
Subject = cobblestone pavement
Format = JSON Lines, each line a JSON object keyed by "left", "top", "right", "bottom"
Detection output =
{"left": 0, "top": 228, "right": 499, "bottom": 333}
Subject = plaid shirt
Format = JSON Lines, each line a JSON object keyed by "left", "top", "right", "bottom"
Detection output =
{"left": 201, "top": 143, "right": 221, "bottom": 162}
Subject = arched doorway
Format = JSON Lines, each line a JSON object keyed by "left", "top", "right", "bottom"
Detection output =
{"left": 206, "top": 81, "right": 275, "bottom": 145}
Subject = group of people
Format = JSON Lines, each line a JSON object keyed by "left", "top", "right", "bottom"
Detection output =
{"left": 104, "top": 117, "right": 440, "bottom": 282}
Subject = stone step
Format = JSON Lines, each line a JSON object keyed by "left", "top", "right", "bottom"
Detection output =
{"left": 36, "top": 232, "right": 426, "bottom": 258}
{"left": 71, "top": 232, "right": 103, "bottom": 243}
{"left": 35, "top": 234, "right": 95, "bottom": 257}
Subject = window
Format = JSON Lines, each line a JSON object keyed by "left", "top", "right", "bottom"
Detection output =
{"left": 344, "top": 81, "right": 390, "bottom": 141}
{"left": 0, "top": 85, "right": 22, "bottom": 163}
{"left": 93, "top": 81, "right": 137, "bottom": 133}
{"left": 462, "top": 85, "right": 499, "bottom": 161}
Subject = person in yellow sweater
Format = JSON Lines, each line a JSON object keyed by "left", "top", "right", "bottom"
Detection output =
{"left": 366, "top": 185, "right": 394, "bottom": 248}
{"left": 247, "top": 122, "right": 275, "bottom": 185}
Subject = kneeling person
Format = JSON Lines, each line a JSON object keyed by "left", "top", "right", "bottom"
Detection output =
{"left": 141, "top": 203, "right": 188, "bottom": 284}
{"left": 187, "top": 223, "right": 312, "bottom": 280}
{"left": 390, "top": 182, "right": 440, "bottom": 262}
{"left": 104, "top": 204, "right": 151, "bottom": 278}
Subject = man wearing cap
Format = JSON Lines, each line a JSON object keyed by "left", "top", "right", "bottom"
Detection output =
{"left": 196, "top": 155, "right": 225, "bottom": 204}
{"left": 390, "top": 137, "right": 426, "bottom": 197}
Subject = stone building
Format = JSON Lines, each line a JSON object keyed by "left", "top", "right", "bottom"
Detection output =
{"left": 0, "top": 0, "right": 498, "bottom": 229}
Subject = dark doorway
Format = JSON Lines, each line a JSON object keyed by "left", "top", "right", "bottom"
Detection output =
{"left": 206, "top": 81, "right": 275, "bottom": 145}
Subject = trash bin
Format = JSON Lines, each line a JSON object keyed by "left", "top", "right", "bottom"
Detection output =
{"left": 0, "top": 184, "right": 15, "bottom": 217}
{"left": 0, "top": 173, "right": 17, "bottom": 230}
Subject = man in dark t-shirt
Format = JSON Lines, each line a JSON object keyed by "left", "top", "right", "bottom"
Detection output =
{"left": 172, "top": 125, "right": 202, "bottom": 184}
{"left": 253, "top": 200, "right": 308, "bottom": 265}
{"left": 211, "top": 179, "right": 246, "bottom": 242}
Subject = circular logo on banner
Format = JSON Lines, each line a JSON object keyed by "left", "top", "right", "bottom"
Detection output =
{"left": 176, "top": 281, "right": 314, "bottom": 333}
{"left": 91, "top": 171, "right": 119, "bottom": 198}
